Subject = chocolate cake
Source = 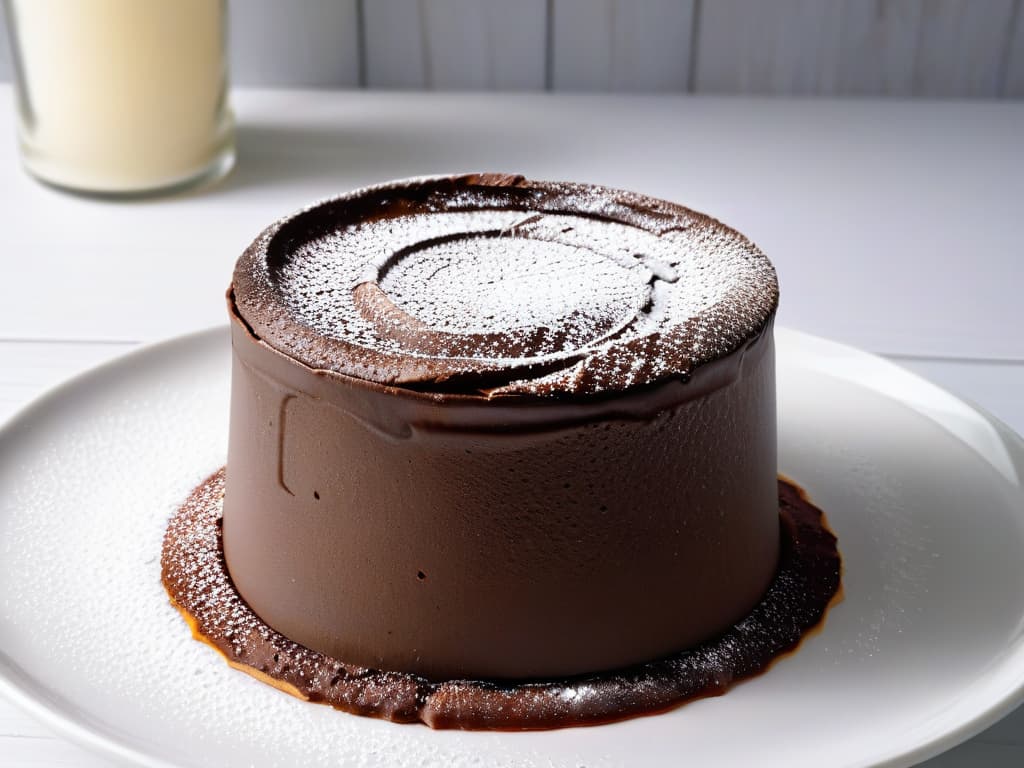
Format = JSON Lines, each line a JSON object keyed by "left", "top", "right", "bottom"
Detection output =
{"left": 162, "top": 173, "right": 842, "bottom": 728}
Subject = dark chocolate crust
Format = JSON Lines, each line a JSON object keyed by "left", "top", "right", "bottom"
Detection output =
{"left": 162, "top": 469, "right": 841, "bottom": 730}
{"left": 231, "top": 174, "right": 779, "bottom": 396}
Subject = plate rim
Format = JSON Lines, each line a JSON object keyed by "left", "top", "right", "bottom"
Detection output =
{"left": 1, "top": 324, "right": 1023, "bottom": 768}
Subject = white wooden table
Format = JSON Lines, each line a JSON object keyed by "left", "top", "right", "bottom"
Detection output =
{"left": 0, "top": 86, "right": 1022, "bottom": 767}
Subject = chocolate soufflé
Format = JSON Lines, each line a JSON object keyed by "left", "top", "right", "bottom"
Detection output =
{"left": 162, "top": 174, "right": 842, "bottom": 729}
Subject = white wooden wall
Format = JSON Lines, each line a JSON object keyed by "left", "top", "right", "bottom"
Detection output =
{"left": 1, "top": 0, "right": 1022, "bottom": 97}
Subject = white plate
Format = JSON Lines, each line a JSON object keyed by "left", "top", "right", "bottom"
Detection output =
{"left": 1, "top": 327, "right": 1023, "bottom": 768}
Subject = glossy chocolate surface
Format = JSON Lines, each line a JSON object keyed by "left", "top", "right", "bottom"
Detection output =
{"left": 223, "top": 313, "right": 778, "bottom": 679}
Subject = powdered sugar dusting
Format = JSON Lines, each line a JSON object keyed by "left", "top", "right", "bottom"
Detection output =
{"left": 232, "top": 175, "right": 778, "bottom": 395}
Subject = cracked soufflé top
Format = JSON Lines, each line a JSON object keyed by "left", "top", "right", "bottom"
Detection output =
{"left": 231, "top": 174, "right": 778, "bottom": 396}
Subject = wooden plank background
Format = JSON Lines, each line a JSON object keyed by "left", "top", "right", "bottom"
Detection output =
{"left": 0, "top": 0, "right": 1022, "bottom": 96}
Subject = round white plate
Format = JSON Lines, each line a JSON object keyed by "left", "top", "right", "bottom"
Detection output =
{"left": 1, "top": 327, "right": 1023, "bottom": 768}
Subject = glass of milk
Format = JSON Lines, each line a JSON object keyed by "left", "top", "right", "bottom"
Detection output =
{"left": 3, "top": 0, "right": 234, "bottom": 196}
